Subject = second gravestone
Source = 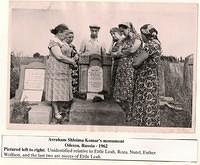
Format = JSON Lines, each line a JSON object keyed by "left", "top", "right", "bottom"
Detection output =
{"left": 14, "top": 62, "right": 52, "bottom": 124}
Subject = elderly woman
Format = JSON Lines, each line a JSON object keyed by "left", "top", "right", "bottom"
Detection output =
{"left": 132, "top": 24, "right": 161, "bottom": 126}
{"left": 45, "top": 24, "right": 75, "bottom": 120}
{"left": 64, "top": 30, "right": 79, "bottom": 98}
{"left": 113, "top": 22, "right": 142, "bottom": 121}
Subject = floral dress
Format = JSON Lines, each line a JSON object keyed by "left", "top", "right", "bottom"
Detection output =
{"left": 132, "top": 39, "right": 161, "bottom": 126}
{"left": 113, "top": 33, "right": 141, "bottom": 119}
{"left": 69, "top": 44, "right": 79, "bottom": 97}
{"left": 45, "top": 38, "right": 73, "bottom": 102}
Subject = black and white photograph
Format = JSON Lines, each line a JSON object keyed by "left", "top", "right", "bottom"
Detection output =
{"left": 9, "top": 1, "right": 197, "bottom": 130}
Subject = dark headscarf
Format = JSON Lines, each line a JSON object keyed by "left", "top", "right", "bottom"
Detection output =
{"left": 140, "top": 24, "right": 159, "bottom": 41}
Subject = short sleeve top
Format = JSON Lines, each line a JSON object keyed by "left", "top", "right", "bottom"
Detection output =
{"left": 48, "top": 38, "right": 72, "bottom": 58}
{"left": 46, "top": 38, "right": 72, "bottom": 76}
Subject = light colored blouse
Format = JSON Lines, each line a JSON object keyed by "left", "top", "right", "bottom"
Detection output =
{"left": 79, "top": 38, "right": 106, "bottom": 56}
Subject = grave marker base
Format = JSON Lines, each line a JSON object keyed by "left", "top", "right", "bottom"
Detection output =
{"left": 87, "top": 92, "right": 104, "bottom": 100}
{"left": 29, "top": 102, "right": 52, "bottom": 124}
{"left": 69, "top": 99, "right": 125, "bottom": 125}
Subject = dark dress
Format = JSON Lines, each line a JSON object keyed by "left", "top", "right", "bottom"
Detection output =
{"left": 113, "top": 33, "right": 141, "bottom": 120}
{"left": 110, "top": 41, "right": 121, "bottom": 95}
{"left": 69, "top": 44, "right": 79, "bottom": 97}
{"left": 132, "top": 39, "right": 161, "bottom": 126}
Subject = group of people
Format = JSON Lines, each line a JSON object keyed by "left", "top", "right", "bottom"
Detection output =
{"left": 45, "top": 22, "right": 161, "bottom": 127}
{"left": 110, "top": 22, "right": 161, "bottom": 126}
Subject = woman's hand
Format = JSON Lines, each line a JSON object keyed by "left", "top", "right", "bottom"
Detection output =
{"left": 121, "top": 48, "right": 129, "bottom": 55}
{"left": 110, "top": 52, "right": 118, "bottom": 57}
{"left": 121, "top": 39, "right": 142, "bottom": 56}
{"left": 70, "top": 59, "right": 76, "bottom": 66}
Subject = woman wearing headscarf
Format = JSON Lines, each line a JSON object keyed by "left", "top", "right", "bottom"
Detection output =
{"left": 45, "top": 24, "right": 76, "bottom": 120}
{"left": 132, "top": 24, "right": 161, "bottom": 126}
{"left": 64, "top": 30, "right": 79, "bottom": 98}
{"left": 113, "top": 22, "right": 142, "bottom": 121}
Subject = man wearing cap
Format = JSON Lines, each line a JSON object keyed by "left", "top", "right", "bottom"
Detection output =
{"left": 79, "top": 25, "right": 106, "bottom": 56}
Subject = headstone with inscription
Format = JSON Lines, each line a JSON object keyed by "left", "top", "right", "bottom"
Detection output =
{"left": 70, "top": 54, "right": 125, "bottom": 125}
{"left": 79, "top": 54, "right": 111, "bottom": 100}
{"left": 15, "top": 62, "right": 52, "bottom": 124}
{"left": 87, "top": 54, "right": 104, "bottom": 99}
{"left": 15, "top": 62, "right": 45, "bottom": 102}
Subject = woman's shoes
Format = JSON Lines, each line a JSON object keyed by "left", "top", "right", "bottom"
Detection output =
{"left": 55, "top": 112, "right": 62, "bottom": 120}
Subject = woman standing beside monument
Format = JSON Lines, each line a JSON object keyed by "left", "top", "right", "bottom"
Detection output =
{"left": 45, "top": 24, "right": 76, "bottom": 120}
{"left": 113, "top": 22, "right": 141, "bottom": 121}
{"left": 132, "top": 24, "right": 161, "bottom": 126}
{"left": 64, "top": 30, "right": 80, "bottom": 98}
{"left": 109, "top": 27, "right": 123, "bottom": 95}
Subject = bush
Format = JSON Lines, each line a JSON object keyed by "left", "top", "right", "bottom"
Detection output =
{"left": 10, "top": 101, "right": 31, "bottom": 124}
{"left": 160, "top": 105, "right": 191, "bottom": 127}
{"left": 10, "top": 68, "right": 20, "bottom": 98}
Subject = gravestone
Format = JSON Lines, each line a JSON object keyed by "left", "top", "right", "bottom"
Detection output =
{"left": 88, "top": 66, "right": 103, "bottom": 93}
{"left": 79, "top": 54, "right": 112, "bottom": 99}
{"left": 70, "top": 54, "right": 125, "bottom": 125}
{"left": 87, "top": 55, "right": 104, "bottom": 99}
{"left": 15, "top": 62, "right": 45, "bottom": 102}
{"left": 14, "top": 62, "right": 52, "bottom": 124}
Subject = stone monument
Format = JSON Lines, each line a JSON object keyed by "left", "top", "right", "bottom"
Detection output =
{"left": 79, "top": 54, "right": 112, "bottom": 99}
{"left": 14, "top": 62, "right": 52, "bottom": 124}
{"left": 70, "top": 54, "right": 125, "bottom": 125}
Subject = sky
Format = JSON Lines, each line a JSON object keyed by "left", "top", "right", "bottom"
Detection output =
{"left": 10, "top": 2, "right": 198, "bottom": 58}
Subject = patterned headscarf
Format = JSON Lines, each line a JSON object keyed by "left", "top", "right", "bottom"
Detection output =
{"left": 110, "top": 27, "right": 121, "bottom": 34}
{"left": 118, "top": 22, "right": 137, "bottom": 34}
{"left": 140, "top": 24, "right": 158, "bottom": 40}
